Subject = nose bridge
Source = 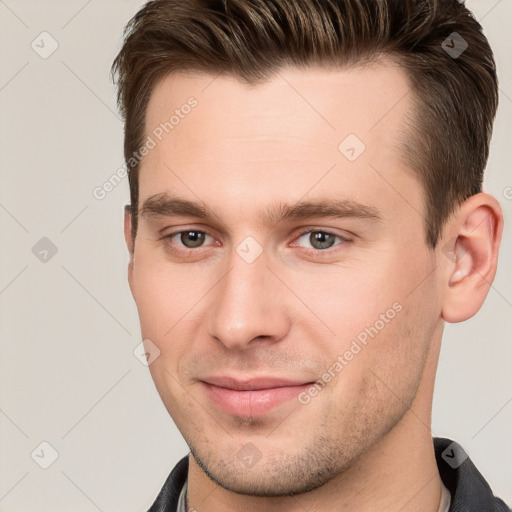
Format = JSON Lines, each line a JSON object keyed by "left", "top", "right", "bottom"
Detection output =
{"left": 207, "top": 245, "right": 289, "bottom": 350}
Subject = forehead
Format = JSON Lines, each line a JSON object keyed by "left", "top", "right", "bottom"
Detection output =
{"left": 139, "top": 61, "right": 419, "bottom": 221}
{"left": 145, "top": 60, "right": 411, "bottom": 145}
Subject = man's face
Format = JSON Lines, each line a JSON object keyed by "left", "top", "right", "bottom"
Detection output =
{"left": 126, "top": 62, "right": 443, "bottom": 495}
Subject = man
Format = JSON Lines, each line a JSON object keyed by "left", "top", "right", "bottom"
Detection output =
{"left": 112, "top": 0, "right": 509, "bottom": 510}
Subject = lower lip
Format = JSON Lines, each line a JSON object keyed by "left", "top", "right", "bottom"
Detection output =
{"left": 201, "top": 382, "right": 311, "bottom": 417}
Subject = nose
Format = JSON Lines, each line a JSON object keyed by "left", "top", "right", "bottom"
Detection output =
{"left": 206, "top": 247, "right": 291, "bottom": 351}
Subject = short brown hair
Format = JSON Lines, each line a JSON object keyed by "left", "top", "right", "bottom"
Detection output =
{"left": 111, "top": 0, "right": 498, "bottom": 248}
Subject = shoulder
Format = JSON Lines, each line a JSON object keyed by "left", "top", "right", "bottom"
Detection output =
{"left": 433, "top": 437, "right": 510, "bottom": 512}
{"left": 146, "top": 454, "right": 189, "bottom": 512}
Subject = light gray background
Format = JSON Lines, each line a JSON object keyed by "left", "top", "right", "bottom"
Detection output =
{"left": 0, "top": 0, "right": 511, "bottom": 510}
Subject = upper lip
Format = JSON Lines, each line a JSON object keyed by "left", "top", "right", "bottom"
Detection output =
{"left": 202, "top": 376, "right": 313, "bottom": 391}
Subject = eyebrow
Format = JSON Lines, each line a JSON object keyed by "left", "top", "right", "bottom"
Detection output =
{"left": 138, "top": 193, "right": 382, "bottom": 226}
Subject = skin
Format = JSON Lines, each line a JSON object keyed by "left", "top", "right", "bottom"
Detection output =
{"left": 124, "top": 60, "right": 503, "bottom": 512}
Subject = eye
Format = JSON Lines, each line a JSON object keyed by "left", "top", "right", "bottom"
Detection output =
{"left": 165, "top": 230, "right": 215, "bottom": 249}
{"left": 295, "top": 230, "right": 347, "bottom": 251}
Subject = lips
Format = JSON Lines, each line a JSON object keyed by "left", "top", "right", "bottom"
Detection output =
{"left": 202, "top": 375, "right": 312, "bottom": 390}
{"left": 200, "top": 376, "right": 314, "bottom": 417}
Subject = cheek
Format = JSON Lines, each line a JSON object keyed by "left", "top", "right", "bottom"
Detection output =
{"left": 363, "top": 277, "right": 439, "bottom": 411}
{"left": 288, "top": 248, "right": 435, "bottom": 381}
{"left": 132, "top": 257, "right": 197, "bottom": 409}
{"left": 131, "top": 251, "right": 200, "bottom": 338}
{"left": 284, "top": 261, "right": 403, "bottom": 342}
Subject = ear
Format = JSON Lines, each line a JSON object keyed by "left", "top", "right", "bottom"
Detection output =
{"left": 124, "top": 205, "right": 135, "bottom": 293}
{"left": 124, "top": 204, "right": 135, "bottom": 255}
{"left": 440, "top": 193, "right": 503, "bottom": 323}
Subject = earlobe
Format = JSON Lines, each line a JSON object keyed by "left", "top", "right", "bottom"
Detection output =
{"left": 441, "top": 193, "right": 503, "bottom": 323}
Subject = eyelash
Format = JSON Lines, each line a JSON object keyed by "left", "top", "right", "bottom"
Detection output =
{"left": 159, "top": 228, "right": 349, "bottom": 258}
